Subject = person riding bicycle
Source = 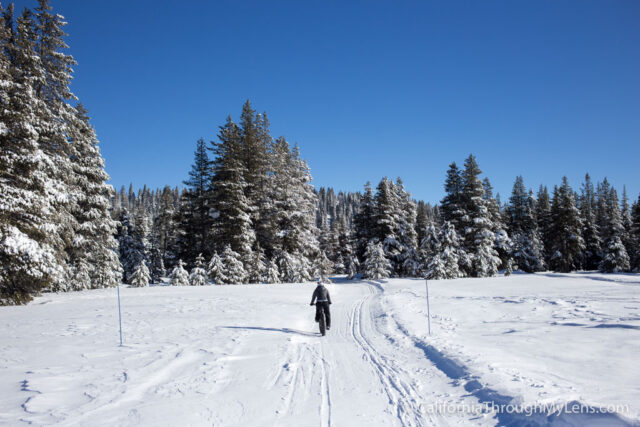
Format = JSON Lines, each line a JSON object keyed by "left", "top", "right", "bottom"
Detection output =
{"left": 310, "top": 280, "right": 332, "bottom": 330}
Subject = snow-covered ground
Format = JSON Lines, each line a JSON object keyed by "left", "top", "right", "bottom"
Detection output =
{"left": 1, "top": 273, "right": 639, "bottom": 426}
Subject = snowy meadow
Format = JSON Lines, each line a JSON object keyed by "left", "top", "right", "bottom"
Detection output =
{"left": 1, "top": 273, "right": 639, "bottom": 426}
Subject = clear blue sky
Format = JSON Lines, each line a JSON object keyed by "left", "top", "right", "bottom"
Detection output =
{"left": 11, "top": 0, "right": 640, "bottom": 203}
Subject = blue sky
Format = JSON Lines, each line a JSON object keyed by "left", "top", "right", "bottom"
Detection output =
{"left": 10, "top": 0, "right": 640, "bottom": 203}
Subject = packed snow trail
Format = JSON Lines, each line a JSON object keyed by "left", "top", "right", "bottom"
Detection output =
{"left": 1, "top": 273, "right": 639, "bottom": 426}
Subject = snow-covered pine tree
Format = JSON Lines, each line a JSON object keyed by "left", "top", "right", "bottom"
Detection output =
{"left": 425, "top": 221, "right": 461, "bottom": 279}
{"left": 395, "top": 178, "right": 419, "bottom": 277}
{"left": 32, "top": 1, "right": 82, "bottom": 292}
{"left": 275, "top": 250, "right": 296, "bottom": 283}
{"left": 147, "top": 247, "right": 166, "bottom": 283}
{"left": 116, "top": 209, "right": 145, "bottom": 283}
{"left": 0, "top": 7, "right": 59, "bottom": 304}
{"left": 460, "top": 155, "right": 500, "bottom": 277}
{"left": 189, "top": 253, "right": 208, "bottom": 286}
{"left": 484, "top": 177, "right": 512, "bottom": 270}
{"left": 66, "top": 105, "right": 122, "bottom": 289}
{"left": 265, "top": 259, "right": 281, "bottom": 284}
{"left": 418, "top": 222, "right": 439, "bottom": 275}
{"left": 363, "top": 241, "right": 392, "bottom": 280}
{"left": 353, "top": 182, "right": 377, "bottom": 263}
{"left": 345, "top": 255, "right": 360, "bottom": 279}
{"left": 415, "top": 201, "right": 429, "bottom": 248}
{"left": 313, "top": 250, "right": 333, "bottom": 283}
{"left": 579, "top": 174, "right": 602, "bottom": 270}
{"left": 549, "top": 177, "right": 585, "bottom": 272}
{"left": 170, "top": 259, "right": 189, "bottom": 286}
{"left": 504, "top": 258, "right": 514, "bottom": 276}
{"left": 247, "top": 247, "right": 267, "bottom": 284}
{"left": 175, "top": 138, "right": 213, "bottom": 264}
{"left": 507, "top": 176, "right": 545, "bottom": 272}
{"left": 536, "top": 185, "right": 553, "bottom": 263}
{"left": 441, "top": 162, "right": 464, "bottom": 231}
{"left": 630, "top": 195, "right": 640, "bottom": 272}
{"left": 599, "top": 187, "right": 630, "bottom": 273}
{"left": 7, "top": 5, "right": 72, "bottom": 293}
{"left": 209, "top": 118, "right": 255, "bottom": 263}
{"left": 265, "top": 138, "right": 318, "bottom": 279}
{"left": 335, "top": 221, "right": 354, "bottom": 274}
{"left": 238, "top": 101, "right": 270, "bottom": 254}
{"left": 220, "top": 245, "right": 247, "bottom": 284}
{"left": 207, "top": 252, "right": 226, "bottom": 285}
{"left": 68, "top": 259, "right": 91, "bottom": 291}
{"left": 621, "top": 186, "right": 633, "bottom": 257}
{"left": 152, "top": 186, "right": 177, "bottom": 268}
{"left": 130, "top": 261, "right": 151, "bottom": 288}
{"left": 373, "top": 177, "right": 402, "bottom": 274}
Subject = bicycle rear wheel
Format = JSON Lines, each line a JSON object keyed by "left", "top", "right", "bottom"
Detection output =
{"left": 319, "top": 310, "right": 326, "bottom": 336}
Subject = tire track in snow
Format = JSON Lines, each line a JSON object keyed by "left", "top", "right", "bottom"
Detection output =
{"left": 349, "top": 285, "right": 432, "bottom": 427}
{"left": 274, "top": 343, "right": 307, "bottom": 417}
{"left": 319, "top": 349, "right": 332, "bottom": 427}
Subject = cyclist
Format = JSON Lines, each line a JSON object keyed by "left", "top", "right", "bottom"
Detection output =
{"left": 310, "top": 280, "right": 332, "bottom": 330}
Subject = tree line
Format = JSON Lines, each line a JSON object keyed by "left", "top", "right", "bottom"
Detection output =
{"left": 115, "top": 145, "right": 640, "bottom": 288}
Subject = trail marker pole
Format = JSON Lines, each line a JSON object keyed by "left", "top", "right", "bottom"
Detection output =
{"left": 426, "top": 279, "right": 431, "bottom": 336}
{"left": 117, "top": 284, "right": 123, "bottom": 346}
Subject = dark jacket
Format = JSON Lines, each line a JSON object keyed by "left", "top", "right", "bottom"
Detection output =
{"left": 310, "top": 285, "right": 332, "bottom": 305}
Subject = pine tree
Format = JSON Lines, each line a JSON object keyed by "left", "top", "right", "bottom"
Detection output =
{"left": 265, "top": 259, "right": 281, "bottom": 284}
{"left": 395, "top": 178, "right": 419, "bottom": 276}
{"left": 130, "top": 261, "right": 151, "bottom": 288}
{"left": 68, "top": 259, "right": 91, "bottom": 291}
{"left": 220, "top": 245, "right": 247, "bottom": 284}
{"left": 374, "top": 177, "right": 402, "bottom": 274}
{"left": 460, "top": 155, "right": 500, "bottom": 277}
{"left": 66, "top": 105, "right": 122, "bottom": 289}
{"left": 247, "top": 247, "right": 267, "bottom": 284}
{"left": 363, "top": 241, "right": 392, "bottom": 280}
{"left": 31, "top": 1, "right": 80, "bottom": 292}
{"left": 418, "top": 222, "right": 439, "bottom": 274}
{"left": 0, "top": 6, "right": 59, "bottom": 304}
{"left": 536, "top": 185, "right": 553, "bottom": 263}
{"left": 313, "top": 250, "right": 333, "bottom": 283}
{"left": 152, "top": 186, "right": 177, "bottom": 267}
{"left": 175, "top": 138, "right": 213, "bottom": 264}
{"left": 353, "top": 182, "right": 377, "bottom": 262}
{"left": 549, "top": 178, "right": 585, "bottom": 272}
{"left": 621, "top": 186, "right": 633, "bottom": 256}
{"left": 207, "top": 252, "right": 226, "bottom": 285}
{"left": 484, "top": 177, "right": 511, "bottom": 269}
{"left": 345, "top": 255, "right": 360, "bottom": 279}
{"left": 579, "top": 174, "right": 602, "bottom": 270}
{"left": 425, "top": 221, "right": 461, "bottom": 279}
{"left": 265, "top": 138, "right": 318, "bottom": 278}
{"left": 441, "top": 162, "right": 464, "bottom": 230}
{"left": 209, "top": 118, "right": 255, "bottom": 261}
{"left": 415, "top": 201, "right": 429, "bottom": 247}
{"left": 239, "top": 101, "right": 270, "bottom": 253}
{"left": 148, "top": 248, "right": 166, "bottom": 283}
{"left": 189, "top": 253, "right": 208, "bottom": 286}
{"left": 116, "top": 209, "right": 145, "bottom": 283}
{"left": 630, "top": 195, "right": 640, "bottom": 272}
{"left": 507, "top": 177, "right": 545, "bottom": 272}
{"left": 599, "top": 188, "right": 630, "bottom": 273}
{"left": 170, "top": 260, "right": 189, "bottom": 286}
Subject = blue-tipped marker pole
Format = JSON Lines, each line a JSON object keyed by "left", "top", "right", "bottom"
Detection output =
{"left": 117, "top": 284, "right": 123, "bottom": 346}
{"left": 426, "top": 279, "right": 431, "bottom": 336}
